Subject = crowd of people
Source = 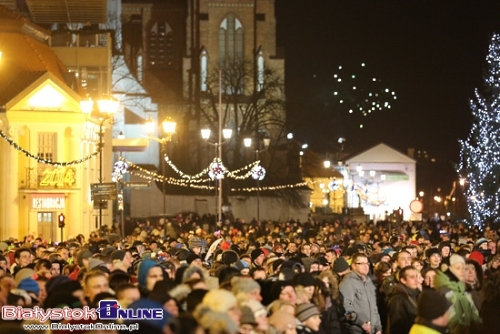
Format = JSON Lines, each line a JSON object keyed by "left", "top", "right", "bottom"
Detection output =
{"left": 0, "top": 214, "right": 499, "bottom": 334}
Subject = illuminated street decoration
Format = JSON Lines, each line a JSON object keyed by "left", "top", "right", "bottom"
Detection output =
{"left": 458, "top": 33, "right": 500, "bottom": 226}
{"left": 0, "top": 130, "right": 99, "bottom": 166}
{"left": 39, "top": 167, "right": 76, "bottom": 187}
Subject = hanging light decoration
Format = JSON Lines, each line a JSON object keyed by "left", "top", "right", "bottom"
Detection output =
{"left": 251, "top": 165, "right": 266, "bottom": 181}
{"left": 208, "top": 159, "right": 226, "bottom": 180}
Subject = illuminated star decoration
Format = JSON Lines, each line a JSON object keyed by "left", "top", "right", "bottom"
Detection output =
{"left": 332, "top": 63, "right": 397, "bottom": 129}
{"left": 251, "top": 165, "right": 266, "bottom": 181}
{"left": 208, "top": 160, "right": 226, "bottom": 180}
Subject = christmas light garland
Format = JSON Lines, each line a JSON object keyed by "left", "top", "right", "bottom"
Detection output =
{"left": 0, "top": 130, "right": 100, "bottom": 166}
{"left": 231, "top": 181, "right": 315, "bottom": 192}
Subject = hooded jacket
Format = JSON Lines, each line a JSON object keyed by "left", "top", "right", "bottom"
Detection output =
{"left": 434, "top": 269, "right": 482, "bottom": 334}
{"left": 386, "top": 283, "right": 420, "bottom": 334}
{"left": 339, "top": 271, "right": 382, "bottom": 334}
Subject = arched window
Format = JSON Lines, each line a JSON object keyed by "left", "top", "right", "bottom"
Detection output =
{"left": 200, "top": 49, "right": 208, "bottom": 92}
{"left": 257, "top": 50, "right": 264, "bottom": 91}
{"left": 219, "top": 14, "right": 243, "bottom": 68}
{"left": 148, "top": 21, "right": 174, "bottom": 69}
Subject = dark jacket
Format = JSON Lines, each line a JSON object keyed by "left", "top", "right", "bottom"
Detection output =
{"left": 386, "top": 283, "right": 420, "bottom": 334}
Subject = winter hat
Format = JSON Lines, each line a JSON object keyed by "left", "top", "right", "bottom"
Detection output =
{"left": 88, "top": 258, "right": 106, "bottom": 270}
{"left": 449, "top": 254, "right": 465, "bottom": 267}
{"left": 295, "top": 303, "right": 321, "bottom": 322}
{"left": 189, "top": 237, "right": 203, "bottom": 249}
{"left": 186, "top": 253, "right": 201, "bottom": 264}
{"left": 233, "top": 260, "right": 250, "bottom": 272}
{"left": 251, "top": 249, "right": 265, "bottom": 261}
{"left": 220, "top": 241, "right": 232, "bottom": 251}
{"left": 425, "top": 248, "right": 441, "bottom": 259}
{"left": 241, "top": 299, "right": 267, "bottom": 319}
{"left": 76, "top": 250, "right": 93, "bottom": 267}
{"left": 231, "top": 277, "right": 261, "bottom": 295}
{"left": 333, "top": 257, "right": 350, "bottom": 274}
{"left": 221, "top": 250, "right": 239, "bottom": 266}
{"left": 417, "top": 289, "right": 451, "bottom": 320}
{"left": 45, "top": 276, "right": 72, "bottom": 296}
{"left": 292, "top": 272, "right": 317, "bottom": 288}
{"left": 137, "top": 259, "right": 162, "bottom": 289}
{"left": 17, "top": 278, "right": 40, "bottom": 297}
{"left": 438, "top": 242, "right": 451, "bottom": 252}
{"left": 270, "top": 280, "right": 294, "bottom": 301}
{"left": 101, "top": 246, "right": 115, "bottom": 257}
{"left": 201, "top": 288, "right": 238, "bottom": 312}
{"left": 469, "top": 251, "right": 485, "bottom": 265}
{"left": 14, "top": 268, "right": 35, "bottom": 284}
{"left": 475, "top": 237, "right": 488, "bottom": 248}
{"left": 240, "top": 306, "right": 258, "bottom": 325}
{"left": 110, "top": 250, "right": 126, "bottom": 262}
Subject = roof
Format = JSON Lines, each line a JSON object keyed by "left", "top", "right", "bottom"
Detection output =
{"left": 23, "top": 0, "right": 107, "bottom": 24}
{"left": 301, "top": 150, "right": 343, "bottom": 179}
{"left": 347, "top": 143, "right": 415, "bottom": 164}
{"left": 0, "top": 7, "right": 75, "bottom": 105}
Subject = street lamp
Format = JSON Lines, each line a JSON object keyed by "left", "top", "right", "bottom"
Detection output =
{"left": 80, "top": 96, "right": 120, "bottom": 229}
{"left": 201, "top": 126, "right": 232, "bottom": 223}
{"left": 144, "top": 116, "right": 176, "bottom": 220}
{"left": 244, "top": 135, "right": 270, "bottom": 221}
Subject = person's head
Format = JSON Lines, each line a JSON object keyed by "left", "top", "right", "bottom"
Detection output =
{"left": 251, "top": 249, "right": 266, "bottom": 266}
{"left": 83, "top": 270, "right": 109, "bottom": 303}
{"left": 399, "top": 266, "right": 420, "bottom": 290}
{"left": 57, "top": 247, "right": 70, "bottom": 261}
{"left": 301, "top": 244, "right": 311, "bottom": 257}
{"left": 14, "top": 248, "right": 32, "bottom": 267}
{"left": 114, "top": 283, "right": 140, "bottom": 305}
{"left": 137, "top": 259, "right": 164, "bottom": 291}
{"left": 449, "top": 254, "right": 466, "bottom": 282}
{"left": 110, "top": 250, "right": 133, "bottom": 270}
{"left": 295, "top": 303, "right": 321, "bottom": 331}
{"left": 417, "top": 289, "right": 451, "bottom": 327}
{"left": 201, "top": 289, "right": 241, "bottom": 326}
{"left": 287, "top": 243, "right": 297, "bottom": 253}
{"left": 351, "top": 253, "right": 370, "bottom": 277}
{"left": 426, "top": 248, "right": 442, "bottom": 268}
{"left": 396, "top": 250, "right": 412, "bottom": 269}
{"left": 269, "top": 310, "right": 297, "bottom": 334}
{"left": 374, "top": 260, "right": 392, "bottom": 281}
{"left": 422, "top": 267, "right": 437, "bottom": 289}
{"left": 50, "top": 261, "right": 62, "bottom": 276}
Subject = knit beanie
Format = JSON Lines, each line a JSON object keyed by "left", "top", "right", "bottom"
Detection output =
{"left": 469, "top": 251, "right": 485, "bottom": 265}
{"left": 333, "top": 257, "right": 350, "bottom": 274}
{"left": 76, "top": 249, "right": 93, "bottom": 267}
{"left": 449, "top": 254, "right": 465, "bottom": 267}
{"left": 110, "top": 250, "right": 126, "bottom": 262}
{"left": 233, "top": 260, "right": 250, "bottom": 272}
{"left": 417, "top": 289, "right": 451, "bottom": 320}
{"left": 17, "top": 278, "right": 40, "bottom": 297}
{"left": 295, "top": 303, "right": 321, "bottom": 322}
{"left": 186, "top": 253, "right": 201, "bottom": 264}
{"left": 240, "top": 306, "right": 257, "bottom": 325}
{"left": 137, "top": 259, "right": 162, "bottom": 289}
{"left": 270, "top": 280, "right": 293, "bottom": 301}
{"left": 231, "top": 277, "right": 261, "bottom": 295}
{"left": 189, "top": 237, "right": 203, "bottom": 249}
{"left": 425, "top": 248, "right": 441, "bottom": 259}
{"left": 46, "top": 275, "right": 72, "bottom": 296}
{"left": 292, "top": 272, "right": 317, "bottom": 288}
{"left": 251, "top": 249, "right": 265, "bottom": 261}
{"left": 221, "top": 250, "right": 239, "bottom": 266}
{"left": 241, "top": 299, "right": 267, "bottom": 319}
{"left": 14, "top": 268, "right": 35, "bottom": 285}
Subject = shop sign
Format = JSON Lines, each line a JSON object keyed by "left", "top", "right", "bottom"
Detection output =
{"left": 39, "top": 167, "right": 76, "bottom": 188}
{"left": 31, "top": 193, "right": 65, "bottom": 210}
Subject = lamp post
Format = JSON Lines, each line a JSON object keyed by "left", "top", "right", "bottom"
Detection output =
{"left": 244, "top": 135, "right": 270, "bottom": 221}
{"left": 144, "top": 116, "right": 176, "bottom": 220}
{"left": 80, "top": 96, "right": 120, "bottom": 230}
{"left": 201, "top": 71, "right": 232, "bottom": 223}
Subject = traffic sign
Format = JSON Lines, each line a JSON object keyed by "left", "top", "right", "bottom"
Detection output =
{"left": 123, "top": 181, "right": 151, "bottom": 189}
{"left": 91, "top": 183, "right": 117, "bottom": 200}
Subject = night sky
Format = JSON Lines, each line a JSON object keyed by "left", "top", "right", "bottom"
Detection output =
{"left": 275, "top": 1, "right": 500, "bottom": 191}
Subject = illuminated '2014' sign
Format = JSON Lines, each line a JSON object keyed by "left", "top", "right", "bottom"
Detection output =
{"left": 39, "top": 168, "right": 76, "bottom": 188}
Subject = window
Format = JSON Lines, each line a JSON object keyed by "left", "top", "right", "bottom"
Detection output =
{"left": 148, "top": 21, "right": 174, "bottom": 68}
{"left": 219, "top": 14, "right": 244, "bottom": 68}
{"left": 137, "top": 55, "right": 143, "bottom": 82}
{"left": 38, "top": 133, "right": 56, "bottom": 163}
{"left": 257, "top": 51, "right": 264, "bottom": 91}
{"left": 200, "top": 49, "right": 208, "bottom": 92}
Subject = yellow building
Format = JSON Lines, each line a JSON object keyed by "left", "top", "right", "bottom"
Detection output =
{"left": 0, "top": 6, "right": 113, "bottom": 241}
{"left": 301, "top": 150, "right": 345, "bottom": 214}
